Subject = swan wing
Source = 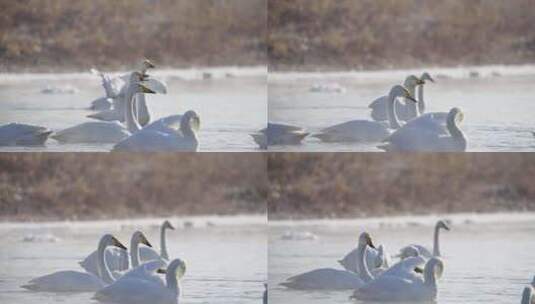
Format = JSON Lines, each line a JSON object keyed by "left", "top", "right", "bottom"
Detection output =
{"left": 113, "top": 129, "right": 197, "bottom": 152}
{"left": 338, "top": 247, "right": 383, "bottom": 273}
{"left": 353, "top": 275, "right": 424, "bottom": 302}
{"left": 119, "top": 260, "right": 166, "bottom": 286}
{"left": 52, "top": 122, "right": 129, "bottom": 144}
{"left": 139, "top": 247, "right": 166, "bottom": 263}
{"left": 94, "top": 277, "right": 174, "bottom": 304}
{"left": 0, "top": 123, "right": 51, "bottom": 146}
{"left": 315, "top": 120, "right": 389, "bottom": 142}
{"left": 143, "top": 115, "right": 183, "bottom": 132}
{"left": 80, "top": 247, "right": 129, "bottom": 277}
{"left": 22, "top": 271, "right": 104, "bottom": 292}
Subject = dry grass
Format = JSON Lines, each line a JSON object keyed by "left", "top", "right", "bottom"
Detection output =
{"left": 0, "top": 153, "right": 267, "bottom": 221}
{"left": 0, "top": 0, "right": 267, "bottom": 72}
{"left": 268, "top": 0, "right": 535, "bottom": 70}
{"left": 268, "top": 154, "right": 535, "bottom": 219}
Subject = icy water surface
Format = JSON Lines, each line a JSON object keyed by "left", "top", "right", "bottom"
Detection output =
{"left": 0, "top": 216, "right": 267, "bottom": 304}
{"left": 269, "top": 65, "right": 535, "bottom": 152}
{"left": 269, "top": 213, "right": 535, "bottom": 304}
{"left": 0, "top": 67, "right": 266, "bottom": 152}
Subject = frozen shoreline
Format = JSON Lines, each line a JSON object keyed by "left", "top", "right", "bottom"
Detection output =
{"left": 0, "top": 214, "right": 267, "bottom": 230}
{"left": 269, "top": 211, "right": 535, "bottom": 228}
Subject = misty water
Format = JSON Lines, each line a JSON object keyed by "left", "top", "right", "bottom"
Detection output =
{"left": 0, "top": 216, "right": 267, "bottom": 304}
{"left": 269, "top": 213, "right": 535, "bottom": 304}
{"left": 0, "top": 67, "right": 266, "bottom": 152}
{"left": 269, "top": 65, "right": 535, "bottom": 152}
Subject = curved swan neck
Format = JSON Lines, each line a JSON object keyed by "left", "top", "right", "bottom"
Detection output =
{"left": 160, "top": 225, "right": 169, "bottom": 260}
{"left": 97, "top": 238, "right": 115, "bottom": 284}
{"left": 447, "top": 112, "right": 467, "bottom": 150}
{"left": 418, "top": 84, "right": 425, "bottom": 114}
{"left": 424, "top": 263, "right": 438, "bottom": 288}
{"left": 124, "top": 78, "right": 142, "bottom": 133}
{"left": 521, "top": 287, "right": 533, "bottom": 304}
{"left": 433, "top": 224, "right": 441, "bottom": 257}
{"left": 130, "top": 235, "right": 141, "bottom": 268}
{"left": 406, "top": 85, "right": 419, "bottom": 118}
{"left": 357, "top": 243, "right": 375, "bottom": 283}
{"left": 181, "top": 118, "right": 196, "bottom": 138}
{"left": 387, "top": 90, "right": 402, "bottom": 129}
{"left": 166, "top": 271, "right": 180, "bottom": 296}
{"left": 135, "top": 94, "right": 150, "bottom": 126}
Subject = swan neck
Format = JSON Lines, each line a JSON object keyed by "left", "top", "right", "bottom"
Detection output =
{"left": 433, "top": 224, "right": 441, "bottom": 257}
{"left": 124, "top": 80, "right": 141, "bottom": 133}
{"left": 424, "top": 263, "right": 438, "bottom": 288}
{"left": 166, "top": 271, "right": 180, "bottom": 296}
{"left": 97, "top": 239, "right": 115, "bottom": 284}
{"left": 135, "top": 94, "right": 150, "bottom": 126}
{"left": 447, "top": 112, "right": 467, "bottom": 150}
{"left": 130, "top": 236, "right": 140, "bottom": 268}
{"left": 160, "top": 226, "right": 169, "bottom": 260}
{"left": 418, "top": 84, "right": 425, "bottom": 114}
{"left": 521, "top": 287, "right": 533, "bottom": 304}
{"left": 181, "top": 118, "right": 196, "bottom": 138}
{"left": 357, "top": 243, "right": 375, "bottom": 283}
{"left": 387, "top": 91, "right": 402, "bottom": 129}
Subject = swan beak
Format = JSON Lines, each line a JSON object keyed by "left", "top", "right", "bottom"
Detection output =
{"left": 140, "top": 234, "right": 153, "bottom": 248}
{"left": 414, "top": 267, "right": 424, "bottom": 274}
{"left": 139, "top": 84, "right": 156, "bottom": 94}
{"left": 367, "top": 238, "right": 376, "bottom": 250}
{"left": 156, "top": 268, "right": 167, "bottom": 274}
{"left": 417, "top": 79, "right": 425, "bottom": 85}
{"left": 144, "top": 59, "right": 156, "bottom": 69}
{"left": 169, "top": 223, "right": 176, "bottom": 230}
{"left": 112, "top": 237, "right": 127, "bottom": 250}
{"left": 406, "top": 95, "right": 417, "bottom": 103}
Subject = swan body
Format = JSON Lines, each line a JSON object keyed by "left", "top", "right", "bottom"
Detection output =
{"left": 251, "top": 123, "right": 309, "bottom": 148}
{"left": 314, "top": 85, "right": 416, "bottom": 143}
{"left": 90, "top": 97, "right": 113, "bottom": 111}
{"left": 52, "top": 122, "right": 130, "bottom": 144}
{"left": 94, "top": 258, "right": 186, "bottom": 304}
{"left": 113, "top": 110, "right": 200, "bottom": 152}
{"left": 369, "top": 75, "right": 424, "bottom": 122}
{"left": 379, "top": 107, "right": 467, "bottom": 152}
{"left": 79, "top": 247, "right": 130, "bottom": 278}
{"left": 353, "top": 257, "right": 444, "bottom": 302}
{"left": 338, "top": 246, "right": 385, "bottom": 274}
{"left": 22, "top": 235, "right": 126, "bottom": 292}
{"left": 280, "top": 268, "right": 364, "bottom": 290}
{"left": 0, "top": 123, "right": 52, "bottom": 146}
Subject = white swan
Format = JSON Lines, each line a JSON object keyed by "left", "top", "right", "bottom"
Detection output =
{"left": 21, "top": 234, "right": 126, "bottom": 292}
{"left": 94, "top": 258, "right": 186, "bottom": 304}
{"left": 0, "top": 123, "right": 52, "bottom": 146}
{"left": 369, "top": 75, "right": 424, "bottom": 122}
{"left": 280, "top": 232, "right": 380, "bottom": 290}
{"left": 52, "top": 72, "right": 159, "bottom": 144}
{"left": 112, "top": 110, "right": 200, "bottom": 152}
{"left": 139, "top": 220, "right": 175, "bottom": 263}
{"left": 313, "top": 85, "right": 417, "bottom": 142}
{"left": 79, "top": 244, "right": 129, "bottom": 278}
{"left": 379, "top": 107, "right": 467, "bottom": 151}
{"left": 399, "top": 220, "right": 450, "bottom": 259}
{"left": 338, "top": 244, "right": 387, "bottom": 275}
{"left": 251, "top": 123, "right": 309, "bottom": 149}
{"left": 353, "top": 256, "right": 444, "bottom": 302}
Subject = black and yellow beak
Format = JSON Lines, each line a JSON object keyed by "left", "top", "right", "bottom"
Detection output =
{"left": 112, "top": 237, "right": 127, "bottom": 250}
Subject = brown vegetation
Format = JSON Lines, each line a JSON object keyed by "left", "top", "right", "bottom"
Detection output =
{"left": 0, "top": 0, "right": 266, "bottom": 72}
{"left": 268, "top": 154, "right": 535, "bottom": 219}
{"left": 0, "top": 153, "right": 267, "bottom": 221}
{"left": 268, "top": 0, "right": 535, "bottom": 70}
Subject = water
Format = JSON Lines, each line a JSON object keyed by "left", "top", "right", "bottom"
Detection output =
{"left": 0, "top": 67, "right": 267, "bottom": 152}
{"left": 269, "top": 213, "right": 535, "bottom": 304}
{"left": 0, "top": 216, "right": 267, "bottom": 303}
{"left": 268, "top": 65, "right": 535, "bottom": 152}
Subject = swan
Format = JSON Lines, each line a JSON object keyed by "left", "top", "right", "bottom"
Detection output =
{"left": 52, "top": 72, "right": 159, "bottom": 144}
{"left": 369, "top": 75, "right": 424, "bottom": 122}
{"left": 93, "top": 258, "right": 186, "bottom": 304}
{"left": 251, "top": 123, "right": 309, "bottom": 148}
{"left": 279, "top": 232, "right": 376, "bottom": 290}
{"left": 338, "top": 244, "right": 387, "bottom": 274}
{"left": 352, "top": 257, "right": 444, "bottom": 302}
{"left": 21, "top": 234, "right": 126, "bottom": 292}
{"left": 112, "top": 110, "right": 200, "bottom": 152}
{"left": 0, "top": 123, "right": 52, "bottom": 146}
{"left": 89, "top": 69, "right": 117, "bottom": 111}
{"left": 521, "top": 277, "right": 535, "bottom": 304}
{"left": 417, "top": 72, "right": 435, "bottom": 115}
{"left": 379, "top": 107, "right": 467, "bottom": 151}
{"left": 312, "top": 85, "right": 417, "bottom": 142}
{"left": 79, "top": 244, "right": 129, "bottom": 278}
{"left": 139, "top": 220, "right": 175, "bottom": 263}
{"left": 399, "top": 220, "right": 451, "bottom": 259}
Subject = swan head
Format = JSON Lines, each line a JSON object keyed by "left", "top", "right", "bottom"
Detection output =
{"left": 404, "top": 75, "right": 425, "bottom": 89}
{"left": 100, "top": 234, "right": 127, "bottom": 250}
{"left": 158, "top": 258, "right": 187, "bottom": 281}
{"left": 390, "top": 85, "right": 417, "bottom": 103}
{"left": 140, "top": 59, "right": 156, "bottom": 74}
{"left": 420, "top": 72, "right": 435, "bottom": 83}
{"left": 425, "top": 257, "right": 444, "bottom": 281}
{"left": 182, "top": 110, "right": 201, "bottom": 131}
{"left": 163, "top": 220, "right": 176, "bottom": 230}
{"left": 131, "top": 231, "right": 153, "bottom": 248}
{"left": 436, "top": 220, "right": 451, "bottom": 231}
{"left": 447, "top": 108, "right": 464, "bottom": 125}
{"left": 358, "top": 232, "right": 376, "bottom": 249}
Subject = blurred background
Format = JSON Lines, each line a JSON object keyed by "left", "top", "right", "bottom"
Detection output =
{"left": 268, "top": 0, "right": 535, "bottom": 70}
{"left": 0, "top": 0, "right": 267, "bottom": 71}
{"left": 0, "top": 153, "right": 267, "bottom": 221}
{"left": 268, "top": 153, "right": 535, "bottom": 219}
